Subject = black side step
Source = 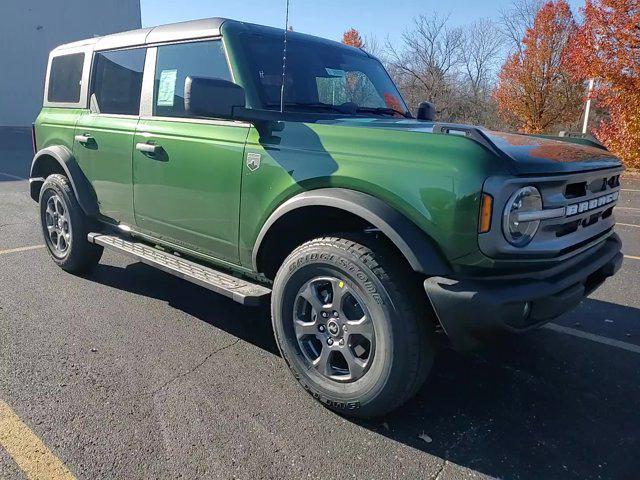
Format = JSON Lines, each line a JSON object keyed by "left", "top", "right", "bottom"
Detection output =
{"left": 88, "top": 233, "right": 271, "bottom": 306}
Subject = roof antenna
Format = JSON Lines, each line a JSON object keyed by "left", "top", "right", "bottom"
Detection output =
{"left": 279, "top": 0, "right": 291, "bottom": 113}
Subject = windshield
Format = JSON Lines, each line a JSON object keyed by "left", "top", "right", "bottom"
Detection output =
{"left": 237, "top": 33, "right": 410, "bottom": 117}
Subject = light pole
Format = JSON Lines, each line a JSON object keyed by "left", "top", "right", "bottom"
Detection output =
{"left": 582, "top": 78, "right": 595, "bottom": 135}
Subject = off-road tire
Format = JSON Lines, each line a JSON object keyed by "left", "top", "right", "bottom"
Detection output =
{"left": 39, "top": 174, "right": 103, "bottom": 273}
{"left": 271, "top": 234, "right": 436, "bottom": 418}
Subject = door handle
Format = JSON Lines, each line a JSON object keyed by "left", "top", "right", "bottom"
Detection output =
{"left": 75, "top": 134, "right": 93, "bottom": 144}
{"left": 135, "top": 142, "right": 162, "bottom": 154}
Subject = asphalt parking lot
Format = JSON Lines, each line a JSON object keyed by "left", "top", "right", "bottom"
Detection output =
{"left": 1, "top": 127, "right": 639, "bottom": 480}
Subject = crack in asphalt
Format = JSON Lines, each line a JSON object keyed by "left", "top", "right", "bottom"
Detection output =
{"left": 143, "top": 338, "right": 241, "bottom": 397}
{"left": 431, "top": 458, "right": 447, "bottom": 480}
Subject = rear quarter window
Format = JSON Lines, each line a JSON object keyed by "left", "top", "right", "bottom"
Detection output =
{"left": 47, "top": 53, "right": 85, "bottom": 103}
{"left": 91, "top": 48, "right": 146, "bottom": 116}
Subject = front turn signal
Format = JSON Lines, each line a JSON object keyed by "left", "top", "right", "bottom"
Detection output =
{"left": 478, "top": 193, "right": 493, "bottom": 233}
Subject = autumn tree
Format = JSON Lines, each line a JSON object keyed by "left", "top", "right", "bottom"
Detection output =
{"left": 568, "top": 0, "right": 640, "bottom": 168}
{"left": 342, "top": 28, "right": 364, "bottom": 48}
{"left": 494, "top": 0, "right": 584, "bottom": 133}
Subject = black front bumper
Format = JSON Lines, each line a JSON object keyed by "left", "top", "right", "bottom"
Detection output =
{"left": 424, "top": 233, "right": 623, "bottom": 351}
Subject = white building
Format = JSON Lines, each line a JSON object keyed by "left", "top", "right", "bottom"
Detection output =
{"left": 1, "top": 0, "right": 141, "bottom": 127}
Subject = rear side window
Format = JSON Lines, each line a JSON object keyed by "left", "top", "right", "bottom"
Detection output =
{"left": 91, "top": 48, "right": 146, "bottom": 115}
{"left": 47, "top": 53, "right": 84, "bottom": 103}
{"left": 153, "top": 40, "right": 232, "bottom": 118}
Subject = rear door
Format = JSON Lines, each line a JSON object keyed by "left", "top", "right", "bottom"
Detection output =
{"left": 73, "top": 47, "right": 146, "bottom": 225}
{"left": 133, "top": 40, "right": 249, "bottom": 264}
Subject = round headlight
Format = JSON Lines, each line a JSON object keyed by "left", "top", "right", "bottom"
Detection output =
{"left": 503, "top": 186, "right": 542, "bottom": 247}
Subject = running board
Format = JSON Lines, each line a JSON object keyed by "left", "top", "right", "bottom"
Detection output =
{"left": 88, "top": 233, "right": 271, "bottom": 306}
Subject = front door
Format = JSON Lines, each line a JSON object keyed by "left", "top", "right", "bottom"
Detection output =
{"left": 133, "top": 40, "right": 249, "bottom": 264}
{"left": 73, "top": 47, "right": 147, "bottom": 225}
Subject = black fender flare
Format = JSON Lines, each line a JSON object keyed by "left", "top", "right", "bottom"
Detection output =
{"left": 252, "top": 188, "right": 451, "bottom": 276}
{"left": 29, "top": 146, "right": 98, "bottom": 217}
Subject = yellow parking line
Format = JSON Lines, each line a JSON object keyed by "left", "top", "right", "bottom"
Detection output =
{"left": 0, "top": 400, "right": 76, "bottom": 480}
{"left": 0, "top": 245, "right": 45, "bottom": 255}
{"left": 625, "top": 255, "right": 640, "bottom": 261}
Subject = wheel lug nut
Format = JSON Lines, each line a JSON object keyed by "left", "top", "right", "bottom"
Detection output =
{"left": 318, "top": 325, "right": 325, "bottom": 333}
{"left": 327, "top": 338, "right": 334, "bottom": 346}
{"left": 321, "top": 312, "right": 329, "bottom": 318}
{"left": 333, "top": 311, "right": 339, "bottom": 317}
{"left": 343, "top": 325, "right": 348, "bottom": 332}
{"left": 339, "top": 339, "right": 345, "bottom": 346}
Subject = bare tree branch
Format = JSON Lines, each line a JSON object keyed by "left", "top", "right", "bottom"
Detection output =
{"left": 498, "top": 0, "right": 546, "bottom": 54}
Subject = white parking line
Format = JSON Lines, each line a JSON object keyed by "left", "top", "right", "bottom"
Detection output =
{"left": 618, "top": 223, "right": 640, "bottom": 228}
{"left": 625, "top": 254, "right": 640, "bottom": 261}
{"left": 545, "top": 323, "right": 640, "bottom": 354}
{"left": 0, "top": 172, "right": 25, "bottom": 181}
{"left": 0, "top": 245, "right": 45, "bottom": 255}
{"left": 621, "top": 189, "right": 640, "bottom": 193}
{"left": 616, "top": 206, "right": 640, "bottom": 211}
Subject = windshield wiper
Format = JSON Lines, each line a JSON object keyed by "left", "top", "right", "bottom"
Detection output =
{"left": 266, "top": 102, "right": 351, "bottom": 114}
{"left": 355, "top": 107, "right": 411, "bottom": 118}
{"left": 266, "top": 102, "right": 410, "bottom": 118}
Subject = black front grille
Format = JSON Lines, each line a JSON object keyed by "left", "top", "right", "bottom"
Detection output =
{"left": 565, "top": 174, "right": 619, "bottom": 199}
{"left": 543, "top": 171, "right": 620, "bottom": 251}
{"left": 480, "top": 168, "right": 622, "bottom": 260}
{"left": 565, "top": 181, "right": 587, "bottom": 199}
{"left": 556, "top": 220, "right": 580, "bottom": 238}
{"left": 557, "top": 228, "right": 612, "bottom": 257}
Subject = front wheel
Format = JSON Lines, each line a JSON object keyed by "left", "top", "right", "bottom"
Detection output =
{"left": 271, "top": 235, "right": 436, "bottom": 418}
{"left": 39, "top": 174, "right": 103, "bottom": 273}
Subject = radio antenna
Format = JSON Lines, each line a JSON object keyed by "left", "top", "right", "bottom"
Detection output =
{"left": 279, "top": 0, "right": 291, "bottom": 113}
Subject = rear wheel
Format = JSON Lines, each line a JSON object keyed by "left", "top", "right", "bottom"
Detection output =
{"left": 39, "top": 174, "right": 103, "bottom": 273}
{"left": 271, "top": 234, "right": 436, "bottom": 417}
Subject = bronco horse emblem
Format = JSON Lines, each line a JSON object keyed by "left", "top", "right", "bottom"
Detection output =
{"left": 246, "top": 152, "right": 261, "bottom": 172}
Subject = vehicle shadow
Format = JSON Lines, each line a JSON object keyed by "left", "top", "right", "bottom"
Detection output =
{"left": 83, "top": 262, "right": 280, "bottom": 355}
{"left": 355, "top": 302, "right": 640, "bottom": 480}
{"left": 82, "top": 261, "right": 640, "bottom": 480}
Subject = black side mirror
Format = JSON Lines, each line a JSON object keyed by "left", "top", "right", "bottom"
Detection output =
{"left": 416, "top": 101, "right": 436, "bottom": 121}
{"left": 184, "top": 76, "right": 246, "bottom": 119}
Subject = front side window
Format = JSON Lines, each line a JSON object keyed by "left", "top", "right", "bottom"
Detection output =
{"left": 91, "top": 48, "right": 146, "bottom": 115}
{"left": 47, "top": 53, "right": 84, "bottom": 103}
{"left": 237, "top": 33, "right": 409, "bottom": 116}
{"left": 153, "top": 40, "right": 232, "bottom": 118}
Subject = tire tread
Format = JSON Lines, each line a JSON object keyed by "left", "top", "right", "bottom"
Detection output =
{"left": 39, "top": 174, "right": 102, "bottom": 273}
{"left": 277, "top": 233, "right": 435, "bottom": 416}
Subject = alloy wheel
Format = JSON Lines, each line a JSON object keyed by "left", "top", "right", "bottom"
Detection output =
{"left": 44, "top": 193, "right": 72, "bottom": 257}
{"left": 293, "top": 277, "right": 375, "bottom": 382}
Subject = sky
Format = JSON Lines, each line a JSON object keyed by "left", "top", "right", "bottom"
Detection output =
{"left": 141, "top": 0, "right": 586, "bottom": 48}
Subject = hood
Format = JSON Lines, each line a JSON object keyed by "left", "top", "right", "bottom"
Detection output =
{"left": 483, "top": 131, "right": 622, "bottom": 174}
{"left": 317, "top": 118, "right": 622, "bottom": 175}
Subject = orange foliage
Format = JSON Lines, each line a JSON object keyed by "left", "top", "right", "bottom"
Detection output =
{"left": 384, "top": 93, "right": 402, "bottom": 111}
{"left": 568, "top": 0, "right": 640, "bottom": 168}
{"left": 342, "top": 28, "right": 364, "bottom": 48}
{"left": 494, "top": 1, "right": 584, "bottom": 134}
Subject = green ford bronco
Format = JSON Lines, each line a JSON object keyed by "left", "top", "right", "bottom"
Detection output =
{"left": 31, "top": 18, "right": 623, "bottom": 417}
